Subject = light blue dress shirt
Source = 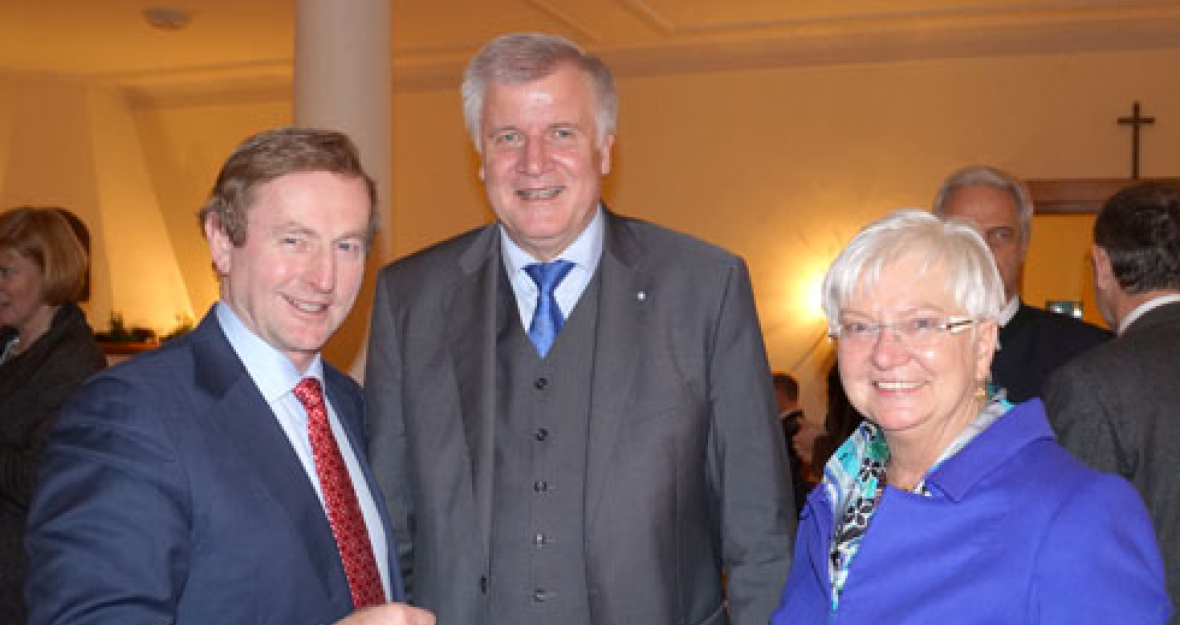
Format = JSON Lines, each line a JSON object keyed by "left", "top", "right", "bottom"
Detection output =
{"left": 500, "top": 206, "right": 605, "bottom": 331}
{"left": 215, "top": 302, "right": 391, "bottom": 598}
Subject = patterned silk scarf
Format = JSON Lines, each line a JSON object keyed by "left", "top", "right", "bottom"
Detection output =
{"left": 822, "top": 397, "right": 1009, "bottom": 612}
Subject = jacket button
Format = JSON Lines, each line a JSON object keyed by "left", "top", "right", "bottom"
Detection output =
{"left": 534, "top": 480, "right": 549, "bottom": 492}
{"left": 534, "top": 377, "right": 548, "bottom": 390}
{"left": 534, "top": 428, "right": 549, "bottom": 442}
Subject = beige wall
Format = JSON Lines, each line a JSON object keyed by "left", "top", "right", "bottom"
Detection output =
{"left": 0, "top": 74, "right": 195, "bottom": 334}
{"left": 3, "top": 46, "right": 1179, "bottom": 451}
{"left": 613, "top": 49, "right": 1180, "bottom": 439}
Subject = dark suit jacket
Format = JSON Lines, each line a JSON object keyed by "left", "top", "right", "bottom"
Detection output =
{"left": 1045, "top": 300, "right": 1180, "bottom": 624}
{"left": 0, "top": 304, "right": 105, "bottom": 623}
{"left": 365, "top": 211, "right": 794, "bottom": 625}
{"left": 25, "top": 310, "right": 404, "bottom": 625}
{"left": 992, "top": 301, "right": 1111, "bottom": 403}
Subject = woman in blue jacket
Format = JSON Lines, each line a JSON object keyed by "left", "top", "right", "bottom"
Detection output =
{"left": 772, "top": 210, "right": 1170, "bottom": 624}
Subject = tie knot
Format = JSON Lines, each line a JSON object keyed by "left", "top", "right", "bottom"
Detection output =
{"left": 294, "top": 377, "right": 325, "bottom": 411}
{"left": 524, "top": 260, "right": 575, "bottom": 295}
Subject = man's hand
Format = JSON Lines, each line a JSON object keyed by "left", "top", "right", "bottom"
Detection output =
{"left": 335, "top": 603, "right": 435, "bottom": 625}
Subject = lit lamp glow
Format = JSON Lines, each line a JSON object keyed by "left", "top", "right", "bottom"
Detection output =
{"left": 795, "top": 262, "right": 830, "bottom": 328}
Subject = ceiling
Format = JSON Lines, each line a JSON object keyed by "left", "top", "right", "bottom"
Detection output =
{"left": 3, "top": 0, "right": 1180, "bottom": 97}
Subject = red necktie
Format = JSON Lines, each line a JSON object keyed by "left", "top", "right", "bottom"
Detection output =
{"left": 294, "top": 378, "right": 385, "bottom": 608}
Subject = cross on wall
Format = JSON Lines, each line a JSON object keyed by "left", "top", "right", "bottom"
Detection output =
{"left": 1118, "top": 100, "right": 1156, "bottom": 180}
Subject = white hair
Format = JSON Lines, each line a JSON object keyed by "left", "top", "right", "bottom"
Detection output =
{"left": 932, "top": 164, "right": 1034, "bottom": 252}
{"left": 822, "top": 209, "right": 1005, "bottom": 333}
{"left": 461, "top": 32, "right": 618, "bottom": 153}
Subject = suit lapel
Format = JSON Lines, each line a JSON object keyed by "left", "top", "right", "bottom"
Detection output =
{"left": 191, "top": 313, "right": 349, "bottom": 608}
{"left": 584, "top": 212, "right": 646, "bottom": 522}
{"left": 446, "top": 224, "right": 504, "bottom": 563}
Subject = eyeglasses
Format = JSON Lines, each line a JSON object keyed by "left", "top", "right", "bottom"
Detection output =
{"left": 831, "top": 316, "right": 976, "bottom": 349}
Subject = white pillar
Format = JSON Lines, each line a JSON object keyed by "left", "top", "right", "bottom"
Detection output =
{"left": 294, "top": 0, "right": 392, "bottom": 256}
{"left": 293, "top": 0, "right": 392, "bottom": 377}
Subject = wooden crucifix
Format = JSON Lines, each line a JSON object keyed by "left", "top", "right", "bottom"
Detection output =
{"left": 1117, "top": 100, "right": 1155, "bottom": 180}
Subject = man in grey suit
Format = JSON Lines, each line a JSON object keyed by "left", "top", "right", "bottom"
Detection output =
{"left": 1045, "top": 181, "right": 1180, "bottom": 623}
{"left": 364, "top": 33, "right": 794, "bottom": 625}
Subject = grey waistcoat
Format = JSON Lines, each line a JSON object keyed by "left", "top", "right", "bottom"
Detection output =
{"left": 486, "top": 272, "right": 601, "bottom": 625}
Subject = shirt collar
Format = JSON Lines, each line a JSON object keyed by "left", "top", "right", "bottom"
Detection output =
{"left": 500, "top": 205, "right": 604, "bottom": 276}
{"left": 998, "top": 296, "right": 1020, "bottom": 327}
{"left": 1119, "top": 293, "right": 1180, "bottom": 335}
{"left": 215, "top": 301, "right": 324, "bottom": 403}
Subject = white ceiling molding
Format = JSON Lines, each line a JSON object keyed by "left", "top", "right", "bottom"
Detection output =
{"left": 4, "top": 0, "right": 1176, "bottom": 105}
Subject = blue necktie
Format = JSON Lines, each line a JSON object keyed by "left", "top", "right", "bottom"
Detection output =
{"left": 524, "top": 260, "right": 575, "bottom": 357}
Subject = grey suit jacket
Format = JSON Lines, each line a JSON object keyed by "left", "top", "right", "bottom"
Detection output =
{"left": 365, "top": 211, "right": 794, "bottom": 625}
{"left": 1045, "top": 300, "right": 1180, "bottom": 624}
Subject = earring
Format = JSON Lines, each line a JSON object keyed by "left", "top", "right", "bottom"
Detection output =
{"left": 975, "top": 383, "right": 988, "bottom": 401}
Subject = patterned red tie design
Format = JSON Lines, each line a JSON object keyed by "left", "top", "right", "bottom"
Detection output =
{"left": 294, "top": 378, "right": 385, "bottom": 608}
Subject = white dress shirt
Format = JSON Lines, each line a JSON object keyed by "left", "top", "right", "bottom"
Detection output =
{"left": 1118, "top": 293, "right": 1180, "bottom": 335}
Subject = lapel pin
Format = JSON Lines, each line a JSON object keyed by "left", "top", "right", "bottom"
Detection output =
{"left": 637, "top": 291, "right": 646, "bottom": 301}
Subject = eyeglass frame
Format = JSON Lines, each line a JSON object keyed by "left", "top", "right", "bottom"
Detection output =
{"left": 829, "top": 315, "right": 977, "bottom": 349}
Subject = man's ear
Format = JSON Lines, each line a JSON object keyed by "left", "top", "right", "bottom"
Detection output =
{"left": 1091, "top": 245, "right": 1114, "bottom": 290}
{"left": 206, "top": 215, "right": 232, "bottom": 276}
{"left": 598, "top": 133, "right": 615, "bottom": 176}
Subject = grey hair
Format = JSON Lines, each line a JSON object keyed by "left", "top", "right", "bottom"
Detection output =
{"left": 461, "top": 32, "right": 618, "bottom": 152}
{"left": 932, "top": 165, "right": 1034, "bottom": 252}
{"left": 822, "top": 209, "right": 1006, "bottom": 334}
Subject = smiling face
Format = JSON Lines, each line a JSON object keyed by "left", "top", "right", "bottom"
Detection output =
{"left": 837, "top": 254, "right": 996, "bottom": 449}
{"left": 478, "top": 61, "right": 613, "bottom": 260}
{"left": 938, "top": 185, "right": 1026, "bottom": 302}
{"left": 208, "top": 170, "right": 371, "bottom": 372}
{"left": 0, "top": 247, "right": 50, "bottom": 336}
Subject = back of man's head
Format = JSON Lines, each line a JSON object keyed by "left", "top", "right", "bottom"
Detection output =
{"left": 772, "top": 372, "right": 799, "bottom": 402}
{"left": 1095, "top": 182, "right": 1180, "bottom": 295}
{"left": 772, "top": 372, "right": 801, "bottom": 418}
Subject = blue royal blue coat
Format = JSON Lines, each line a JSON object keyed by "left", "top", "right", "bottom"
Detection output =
{"left": 772, "top": 399, "right": 1171, "bottom": 625}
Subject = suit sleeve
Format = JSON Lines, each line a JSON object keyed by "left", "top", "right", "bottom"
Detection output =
{"left": 707, "top": 259, "right": 796, "bottom": 625}
{"left": 364, "top": 272, "right": 416, "bottom": 598}
{"left": 1044, "top": 364, "right": 1131, "bottom": 477}
{"left": 1032, "top": 473, "right": 1171, "bottom": 623}
{"left": 25, "top": 376, "right": 192, "bottom": 625}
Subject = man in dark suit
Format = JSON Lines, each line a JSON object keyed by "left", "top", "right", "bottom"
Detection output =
{"left": 1045, "top": 181, "right": 1180, "bottom": 624}
{"left": 25, "top": 128, "right": 433, "bottom": 625}
{"left": 933, "top": 165, "right": 1110, "bottom": 403}
{"left": 364, "top": 33, "right": 793, "bottom": 625}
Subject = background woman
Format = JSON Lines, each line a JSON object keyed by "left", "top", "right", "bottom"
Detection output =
{"left": 771, "top": 210, "right": 1169, "bottom": 623}
{"left": 808, "top": 360, "right": 862, "bottom": 476}
{"left": 0, "top": 207, "right": 105, "bottom": 623}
